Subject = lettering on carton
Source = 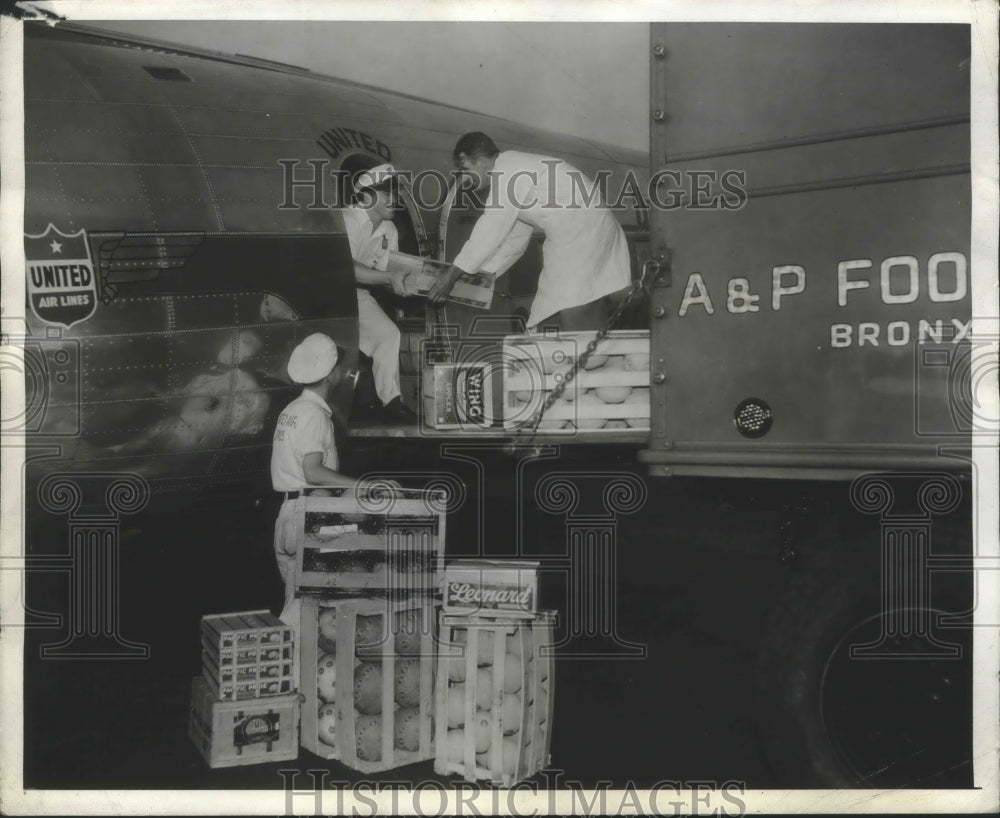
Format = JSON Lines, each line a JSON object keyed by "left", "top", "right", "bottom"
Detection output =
{"left": 446, "top": 581, "right": 534, "bottom": 612}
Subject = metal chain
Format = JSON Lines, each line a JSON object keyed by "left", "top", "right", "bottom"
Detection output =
{"left": 522, "top": 258, "right": 660, "bottom": 439}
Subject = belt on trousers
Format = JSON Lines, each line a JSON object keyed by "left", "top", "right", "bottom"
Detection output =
{"left": 283, "top": 491, "right": 301, "bottom": 501}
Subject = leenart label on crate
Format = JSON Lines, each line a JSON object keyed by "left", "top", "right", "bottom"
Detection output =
{"left": 444, "top": 559, "right": 539, "bottom": 616}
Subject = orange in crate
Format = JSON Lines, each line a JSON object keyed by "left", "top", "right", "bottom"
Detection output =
{"left": 434, "top": 611, "right": 555, "bottom": 785}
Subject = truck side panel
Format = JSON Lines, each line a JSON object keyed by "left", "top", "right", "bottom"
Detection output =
{"left": 643, "top": 23, "right": 971, "bottom": 479}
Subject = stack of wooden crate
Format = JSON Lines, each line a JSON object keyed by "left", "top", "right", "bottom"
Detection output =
{"left": 432, "top": 558, "right": 553, "bottom": 785}
{"left": 189, "top": 610, "right": 299, "bottom": 768}
{"left": 294, "top": 487, "right": 447, "bottom": 771}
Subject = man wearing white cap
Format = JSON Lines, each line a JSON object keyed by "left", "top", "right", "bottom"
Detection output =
{"left": 270, "top": 333, "right": 368, "bottom": 626}
{"left": 341, "top": 163, "right": 417, "bottom": 423}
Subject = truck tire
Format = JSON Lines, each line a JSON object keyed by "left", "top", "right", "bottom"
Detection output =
{"left": 754, "top": 527, "right": 973, "bottom": 788}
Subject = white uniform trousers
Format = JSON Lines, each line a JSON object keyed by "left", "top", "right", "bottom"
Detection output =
{"left": 273, "top": 497, "right": 302, "bottom": 688}
{"left": 356, "top": 287, "right": 401, "bottom": 405}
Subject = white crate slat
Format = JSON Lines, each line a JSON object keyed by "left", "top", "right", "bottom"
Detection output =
{"left": 504, "top": 369, "right": 650, "bottom": 390}
{"left": 503, "top": 330, "right": 649, "bottom": 359}
{"left": 508, "top": 391, "right": 650, "bottom": 419}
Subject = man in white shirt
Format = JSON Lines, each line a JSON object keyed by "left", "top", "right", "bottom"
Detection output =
{"left": 342, "top": 164, "right": 417, "bottom": 423}
{"left": 428, "top": 132, "right": 631, "bottom": 331}
{"left": 271, "top": 333, "right": 369, "bottom": 626}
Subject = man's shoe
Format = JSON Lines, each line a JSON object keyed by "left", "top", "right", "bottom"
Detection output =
{"left": 379, "top": 397, "right": 418, "bottom": 425}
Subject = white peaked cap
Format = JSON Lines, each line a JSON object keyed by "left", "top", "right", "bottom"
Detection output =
{"left": 287, "top": 333, "right": 339, "bottom": 384}
{"left": 353, "top": 163, "right": 397, "bottom": 192}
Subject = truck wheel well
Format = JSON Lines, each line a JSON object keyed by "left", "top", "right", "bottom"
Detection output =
{"left": 754, "top": 523, "right": 973, "bottom": 787}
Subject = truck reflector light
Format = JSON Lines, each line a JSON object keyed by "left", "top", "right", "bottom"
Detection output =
{"left": 734, "top": 398, "right": 773, "bottom": 438}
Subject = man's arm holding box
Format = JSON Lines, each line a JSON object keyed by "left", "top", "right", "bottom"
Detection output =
{"left": 386, "top": 251, "right": 494, "bottom": 308}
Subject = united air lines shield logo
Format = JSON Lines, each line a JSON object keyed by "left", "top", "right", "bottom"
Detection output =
{"left": 25, "top": 224, "right": 97, "bottom": 328}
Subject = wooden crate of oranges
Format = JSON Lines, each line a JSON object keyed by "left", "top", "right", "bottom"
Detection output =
{"left": 434, "top": 611, "right": 555, "bottom": 786}
{"left": 502, "top": 330, "right": 650, "bottom": 431}
{"left": 299, "top": 596, "right": 438, "bottom": 772}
